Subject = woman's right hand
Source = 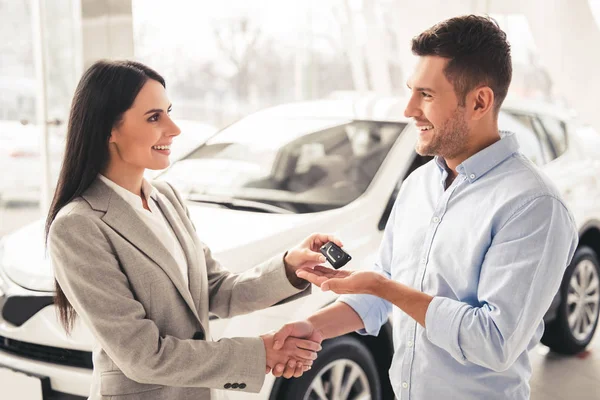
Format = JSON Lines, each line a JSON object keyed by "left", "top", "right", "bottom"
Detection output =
{"left": 260, "top": 333, "right": 321, "bottom": 378}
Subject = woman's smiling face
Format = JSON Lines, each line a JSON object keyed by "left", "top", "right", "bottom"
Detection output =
{"left": 108, "top": 79, "right": 181, "bottom": 173}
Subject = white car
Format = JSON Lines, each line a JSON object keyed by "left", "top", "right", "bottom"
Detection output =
{"left": 0, "top": 97, "right": 599, "bottom": 400}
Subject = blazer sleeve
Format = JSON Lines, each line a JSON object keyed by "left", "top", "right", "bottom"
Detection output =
{"left": 163, "top": 182, "right": 311, "bottom": 319}
{"left": 49, "top": 212, "right": 267, "bottom": 392}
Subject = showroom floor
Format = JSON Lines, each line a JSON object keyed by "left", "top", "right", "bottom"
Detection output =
{"left": 531, "top": 333, "right": 600, "bottom": 400}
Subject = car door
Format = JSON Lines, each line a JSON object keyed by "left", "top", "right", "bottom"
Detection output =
{"left": 506, "top": 110, "right": 591, "bottom": 212}
{"left": 499, "top": 111, "right": 552, "bottom": 167}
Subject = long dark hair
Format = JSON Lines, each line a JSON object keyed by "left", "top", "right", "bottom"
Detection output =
{"left": 45, "top": 60, "right": 165, "bottom": 333}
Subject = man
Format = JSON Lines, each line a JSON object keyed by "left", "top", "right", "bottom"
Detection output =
{"left": 271, "top": 15, "right": 578, "bottom": 399}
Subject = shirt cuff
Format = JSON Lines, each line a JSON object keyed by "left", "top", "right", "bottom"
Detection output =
{"left": 425, "top": 296, "right": 470, "bottom": 364}
{"left": 338, "top": 294, "right": 387, "bottom": 336}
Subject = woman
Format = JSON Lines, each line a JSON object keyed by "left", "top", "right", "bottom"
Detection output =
{"left": 46, "top": 60, "right": 338, "bottom": 400}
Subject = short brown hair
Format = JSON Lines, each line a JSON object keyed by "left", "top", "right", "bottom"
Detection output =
{"left": 412, "top": 15, "right": 512, "bottom": 112}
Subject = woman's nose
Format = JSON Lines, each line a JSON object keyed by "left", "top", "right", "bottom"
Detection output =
{"left": 168, "top": 117, "right": 181, "bottom": 137}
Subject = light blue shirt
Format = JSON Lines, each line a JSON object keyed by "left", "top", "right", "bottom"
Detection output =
{"left": 339, "top": 132, "right": 578, "bottom": 400}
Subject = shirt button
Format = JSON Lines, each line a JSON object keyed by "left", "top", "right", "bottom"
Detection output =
{"left": 420, "top": 258, "right": 426, "bottom": 264}
{"left": 407, "top": 340, "right": 414, "bottom": 347}
{"left": 469, "top": 173, "right": 476, "bottom": 179}
{"left": 402, "top": 382, "right": 409, "bottom": 389}
{"left": 432, "top": 216, "right": 440, "bottom": 223}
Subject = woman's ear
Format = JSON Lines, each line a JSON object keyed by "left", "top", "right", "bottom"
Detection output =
{"left": 108, "top": 128, "right": 117, "bottom": 144}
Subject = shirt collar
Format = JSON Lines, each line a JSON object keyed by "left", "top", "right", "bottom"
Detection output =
{"left": 434, "top": 156, "right": 450, "bottom": 185}
{"left": 435, "top": 131, "right": 519, "bottom": 183}
{"left": 98, "top": 174, "right": 158, "bottom": 211}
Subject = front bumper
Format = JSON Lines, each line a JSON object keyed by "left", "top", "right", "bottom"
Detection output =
{"left": 0, "top": 347, "right": 91, "bottom": 398}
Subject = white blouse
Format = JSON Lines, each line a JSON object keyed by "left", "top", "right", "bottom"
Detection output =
{"left": 98, "top": 175, "right": 189, "bottom": 287}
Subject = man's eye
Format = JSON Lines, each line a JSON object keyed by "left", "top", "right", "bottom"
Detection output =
{"left": 148, "top": 113, "right": 159, "bottom": 122}
{"left": 421, "top": 92, "right": 432, "bottom": 98}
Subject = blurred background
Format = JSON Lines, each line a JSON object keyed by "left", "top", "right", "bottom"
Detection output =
{"left": 3, "top": 0, "right": 599, "bottom": 230}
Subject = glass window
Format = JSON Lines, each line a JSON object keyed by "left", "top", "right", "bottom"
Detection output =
{"left": 0, "top": 0, "right": 76, "bottom": 235}
{"left": 160, "top": 116, "right": 406, "bottom": 213}
{"left": 539, "top": 116, "right": 568, "bottom": 157}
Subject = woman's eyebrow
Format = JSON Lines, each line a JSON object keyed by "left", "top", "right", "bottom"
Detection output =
{"left": 144, "top": 104, "right": 172, "bottom": 115}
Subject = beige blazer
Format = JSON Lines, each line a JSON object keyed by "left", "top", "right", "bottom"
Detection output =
{"left": 49, "top": 178, "right": 310, "bottom": 400}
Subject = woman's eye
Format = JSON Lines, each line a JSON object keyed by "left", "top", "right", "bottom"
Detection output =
{"left": 148, "top": 113, "right": 159, "bottom": 122}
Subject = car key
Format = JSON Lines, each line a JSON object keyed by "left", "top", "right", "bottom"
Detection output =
{"left": 319, "top": 241, "right": 352, "bottom": 269}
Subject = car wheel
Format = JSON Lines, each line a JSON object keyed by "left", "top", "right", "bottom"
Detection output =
{"left": 275, "top": 335, "right": 382, "bottom": 400}
{"left": 541, "top": 246, "right": 600, "bottom": 355}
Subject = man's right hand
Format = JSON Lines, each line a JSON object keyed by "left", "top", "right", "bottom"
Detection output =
{"left": 270, "top": 320, "right": 324, "bottom": 378}
{"left": 260, "top": 332, "right": 321, "bottom": 378}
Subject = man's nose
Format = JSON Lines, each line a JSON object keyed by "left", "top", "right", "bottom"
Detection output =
{"left": 404, "top": 96, "right": 422, "bottom": 119}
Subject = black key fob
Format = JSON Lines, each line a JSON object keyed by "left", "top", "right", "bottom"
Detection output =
{"left": 319, "top": 241, "right": 352, "bottom": 269}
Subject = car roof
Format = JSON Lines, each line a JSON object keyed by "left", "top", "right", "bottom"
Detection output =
{"left": 253, "top": 93, "right": 574, "bottom": 123}
{"left": 254, "top": 95, "right": 411, "bottom": 123}
{"left": 501, "top": 96, "right": 575, "bottom": 121}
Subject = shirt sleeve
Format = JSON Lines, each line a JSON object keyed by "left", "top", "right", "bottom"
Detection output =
{"left": 425, "top": 195, "right": 578, "bottom": 371}
{"left": 338, "top": 196, "right": 398, "bottom": 336}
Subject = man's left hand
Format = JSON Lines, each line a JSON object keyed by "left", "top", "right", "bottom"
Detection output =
{"left": 296, "top": 265, "right": 383, "bottom": 295}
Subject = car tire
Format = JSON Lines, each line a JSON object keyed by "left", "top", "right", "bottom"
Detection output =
{"left": 541, "top": 246, "right": 600, "bottom": 355}
{"left": 275, "top": 335, "right": 383, "bottom": 400}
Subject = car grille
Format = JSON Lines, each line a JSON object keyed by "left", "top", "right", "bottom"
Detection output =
{"left": 0, "top": 335, "right": 93, "bottom": 369}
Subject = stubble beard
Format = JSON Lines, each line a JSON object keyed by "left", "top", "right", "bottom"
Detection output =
{"left": 415, "top": 107, "right": 469, "bottom": 160}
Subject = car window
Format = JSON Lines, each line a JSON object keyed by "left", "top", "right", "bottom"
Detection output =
{"left": 499, "top": 112, "right": 547, "bottom": 166}
{"left": 162, "top": 118, "right": 407, "bottom": 213}
{"left": 529, "top": 117, "right": 558, "bottom": 161}
{"left": 539, "top": 116, "right": 568, "bottom": 158}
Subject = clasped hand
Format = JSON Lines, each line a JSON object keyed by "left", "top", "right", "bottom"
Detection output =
{"left": 265, "top": 236, "right": 382, "bottom": 379}
{"left": 265, "top": 265, "right": 383, "bottom": 378}
{"left": 260, "top": 332, "right": 320, "bottom": 378}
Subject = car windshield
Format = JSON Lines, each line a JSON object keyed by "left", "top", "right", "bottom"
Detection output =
{"left": 161, "top": 114, "right": 406, "bottom": 213}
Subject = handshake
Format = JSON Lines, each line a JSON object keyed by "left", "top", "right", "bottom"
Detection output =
{"left": 260, "top": 320, "right": 322, "bottom": 378}
{"left": 259, "top": 232, "right": 379, "bottom": 378}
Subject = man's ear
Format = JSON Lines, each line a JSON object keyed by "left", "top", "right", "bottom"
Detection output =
{"left": 469, "top": 86, "right": 494, "bottom": 120}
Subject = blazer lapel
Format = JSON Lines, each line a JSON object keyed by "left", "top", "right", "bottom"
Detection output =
{"left": 154, "top": 193, "right": 204, "bottom": 314}
{"left": 83, "top": 179, "right": 203, "bottom": 326}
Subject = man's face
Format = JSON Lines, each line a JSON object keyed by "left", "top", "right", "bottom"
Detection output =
{"left": 404, "top": 56, "right": 470, "bottom": 160}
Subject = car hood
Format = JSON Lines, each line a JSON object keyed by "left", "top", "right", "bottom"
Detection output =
{"left": 1, "top": 203, "right": 312, "bottom": 292}
{"left": 187, "top": 204, "right": 308, "bottom": 252}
